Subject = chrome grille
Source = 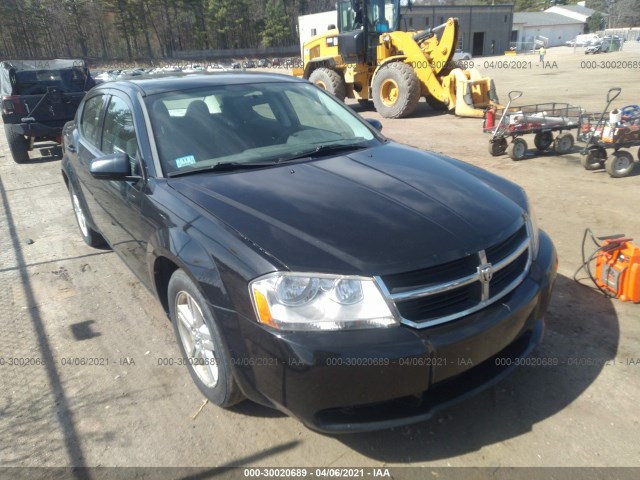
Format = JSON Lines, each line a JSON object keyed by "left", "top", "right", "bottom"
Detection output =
{"left": 378, "top": 222, "right": 531, "bottom": 329}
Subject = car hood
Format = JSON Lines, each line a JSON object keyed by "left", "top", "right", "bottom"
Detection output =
{"left": 168, "top": 143, "right": 525, "bottom": 276}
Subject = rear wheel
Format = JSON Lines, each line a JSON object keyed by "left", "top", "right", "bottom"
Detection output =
{"left": 69, "top": 183, "right": 106, "bottom": 248}
{"left": 4, "top": 125, "right": 30, "bottom": 164}
{"left": 507, "top": 137, "right": 528, "bottom": 161}
{"left": 534, "top": 131, "right": 553, "bottom": 151}
{"left": 488, "top": 138, "right": 508, "bottom": 156}
{"left": 372, "top": 62, "right": 421, "bottom": 119}
{"left": 309, "top": 68, "right": 346, "bottom": 101}
{"left": 553, "top": 132, "right": 574, "bottom": 154}
{"left": 581, "top": 148, "right": 606, "bottom": 170}
{"left": 168, "top": 270, "right": 244, "bottom": 407}
{"left": 606, "top": 151, "right": 635, "bottom": 178}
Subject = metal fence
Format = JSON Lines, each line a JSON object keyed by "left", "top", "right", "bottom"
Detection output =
{"left": 603, "top": 28, "right": 640, "bottom": 41}
{"left": 174, "top": 45, "right": 300, "bottom": 60}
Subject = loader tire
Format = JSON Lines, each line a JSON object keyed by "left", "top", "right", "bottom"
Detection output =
{"left": 372, "top": 62, "right": 420, "bottom": 119}
{"left": 309, "top": 68, "right": 346, "bottom": 102}
{"left": 4, "top": 125, "right": 30, "bottom": 164}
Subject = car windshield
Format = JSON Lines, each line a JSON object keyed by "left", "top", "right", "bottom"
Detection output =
{"left": 145, "top": 81, "right": 381, "bottom": 176}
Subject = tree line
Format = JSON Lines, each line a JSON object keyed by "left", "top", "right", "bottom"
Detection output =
{"left": 1, "top": 0, "right": 638, "bottom": 62}
{"left": 0, "top": 0, "right": 335, "bottom": 61}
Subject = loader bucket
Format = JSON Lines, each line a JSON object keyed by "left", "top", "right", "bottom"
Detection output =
{"left": 450, "top": 68, "right": 499, "bottom": 118}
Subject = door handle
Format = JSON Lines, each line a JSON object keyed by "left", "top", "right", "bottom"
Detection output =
{"left": 67, "top": 144, "right": 77, "bottom": 153}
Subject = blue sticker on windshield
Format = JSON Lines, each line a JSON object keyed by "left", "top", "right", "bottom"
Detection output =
{"left": 175, "top": 155, "right": 196, "bottom": 168}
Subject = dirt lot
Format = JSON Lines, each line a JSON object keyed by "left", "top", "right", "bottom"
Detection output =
{"left": 1, "top": 45, "right": 640, "bottom": 478}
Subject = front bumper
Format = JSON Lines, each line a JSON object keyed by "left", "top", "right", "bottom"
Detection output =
{"left": 225, "top": 231, "right": 557, "bottom": 433}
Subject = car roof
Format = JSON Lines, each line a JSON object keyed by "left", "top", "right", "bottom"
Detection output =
{"left": 93, "top": 72, "right": 306, "bottom": 97}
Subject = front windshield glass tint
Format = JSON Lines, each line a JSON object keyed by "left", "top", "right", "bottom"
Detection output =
{"left": 146, "top": 81, "right": 379, "bottom": 175}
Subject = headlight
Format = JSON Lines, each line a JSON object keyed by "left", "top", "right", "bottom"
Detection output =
{"left": 249, "top": 272, "right": 398, "bottom": 331}
{"left": 523, "top": 194, "right": 540, "bottom": 260}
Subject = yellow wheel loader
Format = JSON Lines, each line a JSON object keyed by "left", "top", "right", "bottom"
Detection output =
{"left": 293, "top": 0, "right": 498, "bottom": 118}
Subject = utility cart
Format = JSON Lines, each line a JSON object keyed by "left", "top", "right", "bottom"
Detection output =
{"left": 485, "top": 91, "right": 582, "bottom": 161}
{"left": 580, "top": 88, "right": 640, "bottom": 178}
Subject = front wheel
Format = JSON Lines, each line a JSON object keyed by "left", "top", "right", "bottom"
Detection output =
{"left": 69, "top": 183, "right": 106, "bottom": 248}
{"left": 507, "top": 137, "right": 528, "bottom": 161}
{"left": 488, "top": 138, "right": 507, "bottom": 156}
{"left": 4, "top": 125, "right": 30, "bottom": 163}
{"left": 308, "top": 68, "right": 346, "bottom": 102}
{"left": 554, "top": 132, "right": 575, "bottom": 154}
{"left": 372, "top": 62, "right": 421, "bottom": 119}
{"left": 168, "top": 270, "right": 244, "bottom": 407}
{"left": 581, "top": 148, "right": 606, "bottom": 170}
{"left": 606, "top": 151, "right": 635, "bottom": 178}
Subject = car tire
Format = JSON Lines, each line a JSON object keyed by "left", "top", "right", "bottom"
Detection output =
{"left": 372, "top": 62, "right": 421, "bottom": 119}
{"left": 488, "top": 138, "right": 508, "bottom": 156}
{"left": 581, "top": 148, "right": 606, "bottom": 170}
{"left": 309, "top": 68, "right": 346, "bottom": 102}
{"left": 4, "top": 125, "right": 30, "bottom": 164}
{"left": 69, "top": 183, "right": 107, "bottom": 248}
{"left": 606, "top": 151, "right": 635, "bottom": 178}
{"left": 507, "top": 137, "right": 528, "bottom": 161}
{"left": 553, "top": 132, "right": 574, "bottom": 154}
{"left": 534, "top": 131, "right": 553, "bottom": 151}
{"left": 168, "top": 270, "right": 245, "bottom": 407}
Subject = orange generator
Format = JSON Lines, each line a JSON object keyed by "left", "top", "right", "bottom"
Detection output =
{"left": 594, "top": 237, "right": 640, "bottom": 302}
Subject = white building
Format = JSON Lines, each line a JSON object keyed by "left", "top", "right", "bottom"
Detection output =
{"left": 545, "top": 4, "right": 597, "bottom": 24}
{"left": 297, "top": 11, "right": 337, "bottom": 56}
{"left": 512, "top": 12, "right": 584, "bottom": 49}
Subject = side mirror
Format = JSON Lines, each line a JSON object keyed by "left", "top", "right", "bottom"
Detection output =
{"left": 90, "top": 152, "right": 140, "bottom": 181}
{"left": 366, "top": 119, "right": 383, "bottom": 132}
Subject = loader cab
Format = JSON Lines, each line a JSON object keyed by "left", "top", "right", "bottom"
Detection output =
{"left": 337, "top": 0, "right": 400, "bottom": 64}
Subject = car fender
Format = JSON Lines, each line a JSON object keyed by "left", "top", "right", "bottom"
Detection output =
{"left": 146, "top": 226, "right": 234, "bottom": 313}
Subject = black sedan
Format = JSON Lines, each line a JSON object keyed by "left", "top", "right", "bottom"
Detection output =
{"left": 61, "top": 72, "right": 557, "bottom": 432}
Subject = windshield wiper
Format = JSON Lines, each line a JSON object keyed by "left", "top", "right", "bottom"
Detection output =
{"left": 277, "top": 142, "right": 369, "bottom": 163}
{"left": 167, "top": 161, "right": 275, "bottom": 178}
